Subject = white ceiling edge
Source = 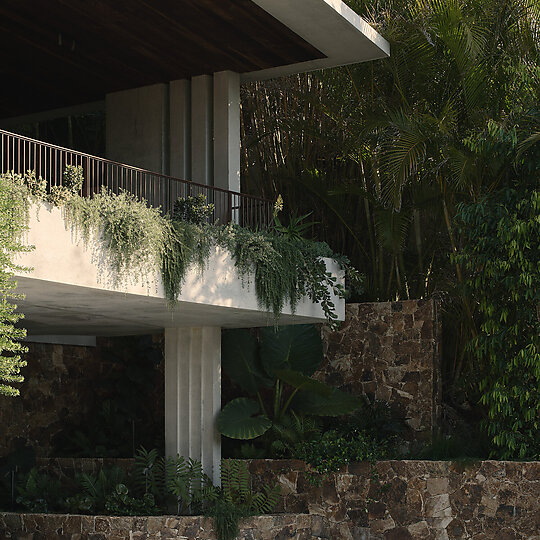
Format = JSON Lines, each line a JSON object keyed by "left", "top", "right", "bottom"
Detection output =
{"left": 243, "top": 0, "right": 390, "bottom": 81}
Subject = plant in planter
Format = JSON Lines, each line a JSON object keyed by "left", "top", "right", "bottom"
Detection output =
{"left": 207, "top": 460, "right": 280, "bottom": 540}
{"left": 218, "top": 324, "right": 360, "bottom": 453}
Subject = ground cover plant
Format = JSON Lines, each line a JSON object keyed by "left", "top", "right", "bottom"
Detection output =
{"left": 0, "top": 448, "right": 279, "bottom": 540}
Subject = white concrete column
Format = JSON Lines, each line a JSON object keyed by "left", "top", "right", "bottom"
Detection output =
{"left": 164, "top": 327, "right": 221, "bottom": 485}
{"left": 169, "top": 80, "right": 191, "bottom": 180}
{"left": 213, "top": 71, "right": 241, "bottom": 193}
{"left": 191, "top": 75, "right": 213, "bottom": 186}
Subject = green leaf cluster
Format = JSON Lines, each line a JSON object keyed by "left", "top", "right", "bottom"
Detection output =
{"left": 0, "top": 172, "right": 33, "bottom": 396}
{"left": 206, "top": 460, "right": 280, "bottom": 540}
{"left": 218, "top": 325, "right": 361, "bottom": 447}
{"left": 454, "top": 186, "right": 540, "bottom": 459}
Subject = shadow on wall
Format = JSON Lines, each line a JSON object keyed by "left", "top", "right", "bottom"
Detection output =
{"left": 0, "top": 334, "right": 165, "bottom": 459}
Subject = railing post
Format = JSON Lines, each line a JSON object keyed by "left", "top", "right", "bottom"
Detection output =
{"left": 227, "top": 192, "right": 232, "bottom": 224}
{"left": 84, "top": 156, "right": 90, "bottom": 197}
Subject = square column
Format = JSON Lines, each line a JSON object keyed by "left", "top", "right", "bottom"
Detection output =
{"left": 164, "top": 327, "right": 221, "bottom": 484}
{"left": 169, "top": 79, "right": 192, "bottom": 180}
{"left": 213, "top": 71, "right": 241, "bottom": 193}
{"left": 191, "top": 75, "right": 214, "bottom": 186}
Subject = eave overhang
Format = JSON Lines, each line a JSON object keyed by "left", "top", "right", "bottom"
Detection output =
{"left": 0, "top": 0, "right": 389, "bottom": 117}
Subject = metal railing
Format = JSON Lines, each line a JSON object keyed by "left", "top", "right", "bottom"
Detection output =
{"left": 0, "top": 128, "right": 272, "bottom": 228}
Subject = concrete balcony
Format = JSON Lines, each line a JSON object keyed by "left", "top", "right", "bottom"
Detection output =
{"left": 14, "top": 202, "right": 344, "bottom": 336}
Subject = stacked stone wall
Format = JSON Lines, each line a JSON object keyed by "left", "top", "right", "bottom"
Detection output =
{"left": 248, "top": 459, "right": 540, "bottom": 540}
{"left": 318, "top": 299, "right": 441, "bottom": 441}
{"left": 0, "top": 512, "right": 321, "bottom": 540}
{"left": 0, "top": 335, "right": 164, "bottom": 458}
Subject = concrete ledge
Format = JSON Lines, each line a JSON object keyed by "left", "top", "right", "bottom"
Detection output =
{"left": 14, "top": 203, "right": 344, "bottom": 334}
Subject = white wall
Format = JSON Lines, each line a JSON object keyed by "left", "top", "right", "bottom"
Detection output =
{"left": 14, "top": 203, "right": 345, "bottom": 335}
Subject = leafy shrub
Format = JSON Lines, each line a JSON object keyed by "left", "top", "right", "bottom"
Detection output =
{"left": 64, "top": 189, "right": 170, "bottom": 285}
{"left": 62, "top": 165, "right": 84, "bottom": 193}
{"left": 16, "top": 468, "right": 63, "bottom": 513}
{"left": 206, "top": 460, "right": 280, "bottom": 540}
{"left": 293, "top": 429, "right": 387, "bottom": 477}
{"left": 454, "top": 187, "right": 540, "bottom": 459}
{"left": 104, "top": 484, "right": 159, "bottom": 516}
{"left": 218, "top": 325, "right": 360, "bottom": 445}
{"left": 0, "top": 172, "right": 32, "bottom": 396}
{"left": 173, "top": 194, "right": 214, "bottom": 224}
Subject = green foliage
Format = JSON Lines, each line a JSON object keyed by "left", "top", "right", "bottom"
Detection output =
{"left": 218, "top": 325, "right": 360, "bottom": 442}
{"left": 68, "top": 466, "right": 127, "bottom": 513}
{"left": 454, "top": 187, "right": 540, "bottom": 459}
{"left": 207, "top": 460, "right": 280, "bottom": 540}
{"left": 272, "top": 212, "right": 317, "bottom": 241}
{"left": 16, "top": 468, "right": 62, "bottom": 513}
{"left": 216, "top": 224, "right": 357, "bottom": 325}
{"left": 16, "top": 168, "right": 358, "bottom": 326}
{"left": 173, "top": 194, "right": 215, "bottom": 224}
{"left": 3, "top": 448, "right": 279, "bottom": 535}
{"left": 165, "top": 455, "right": 215, "bottom": 515}
{"left": 293, "top": 429, "right": 387, "bottom": 477}
{"left": 104, "top": 484, "right": 159, "bottom": 516}
{"left": 133, "top": 447, "right": 216, "bottom": 515}
{"left": 0, "top": 172, "right": 32, "bottom": 396}
{"left": 241, "top": 0, "right": 540, "bottom": 421}
{"left": 47, "top": 165, "right": 85, "bottom": 206}
{"left": 64, "top": 189, "right": 171, "bottom": 286}
{"left": 62, "top": 165, "right": 84, "bottom": 193}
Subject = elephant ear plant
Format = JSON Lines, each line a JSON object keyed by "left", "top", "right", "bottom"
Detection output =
{"left": 218, "top": 324, "right": 360, "bottom": 448}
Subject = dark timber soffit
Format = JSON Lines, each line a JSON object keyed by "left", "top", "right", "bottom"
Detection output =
{"left": 0, "top": 0, "right": 324, "bottom": 117}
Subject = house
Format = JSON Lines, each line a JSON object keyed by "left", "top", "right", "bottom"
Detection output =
{"left": 0, "top": 0, "right": 389, "bottom": 482}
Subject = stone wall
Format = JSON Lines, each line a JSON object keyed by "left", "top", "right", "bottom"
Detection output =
{"left": 1, "top": 299, "right": 441, "bottom": 457}
{"left": 249, "top": 459, "right": 540, "bottom": 540}
{"left": 0, "top": 335, "right": 164, "bottom": 458}
{"left": 4, "top": 458, "right": 539, "bottom": 539}
{"left": 318, "top": 300, "right": 441, "bottom": 442}
{"left": 0, "top": 512, "right": 322, "bottom": 539}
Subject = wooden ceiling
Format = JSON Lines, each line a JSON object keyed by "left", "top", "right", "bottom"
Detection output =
{"left": 0, "top": 0, "right": 324, "bottom": 118}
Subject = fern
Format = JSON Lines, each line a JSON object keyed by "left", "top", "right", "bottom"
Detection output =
{"left": 208, "top": 459, "right": 281, "bottom": 540}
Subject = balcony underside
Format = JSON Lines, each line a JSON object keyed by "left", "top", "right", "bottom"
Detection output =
{"left": 14, "top": 203, "right": 344, "bottom": 336}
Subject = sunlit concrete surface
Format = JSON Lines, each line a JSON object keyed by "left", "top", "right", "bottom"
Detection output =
{"left": 13, "top": 203, "right": 344, "bottom": 335}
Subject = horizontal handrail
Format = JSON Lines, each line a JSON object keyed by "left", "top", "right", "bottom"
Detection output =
{"left": 0, "top": 128, "right": 273, "bottom": 228}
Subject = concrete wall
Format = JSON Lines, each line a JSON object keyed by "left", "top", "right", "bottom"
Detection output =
{"left": 106, "top": 84, "right": 169, "bottom": 173}
{"left": 14, "top": 202, "right": 343, "bottom": 334}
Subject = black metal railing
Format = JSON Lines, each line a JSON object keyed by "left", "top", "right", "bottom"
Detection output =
{"left": 0, "top": 128, "right": 272, "bottom": 228}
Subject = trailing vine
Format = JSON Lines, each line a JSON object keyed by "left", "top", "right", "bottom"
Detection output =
{"left": 0, "top": 172, "right": 33, "bottom": 396}
{"left": 9, "top": 170, "right": 363, "bottom": 325}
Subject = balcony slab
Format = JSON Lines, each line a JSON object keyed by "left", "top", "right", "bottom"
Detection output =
{"left": 14, "top": 203, "right": 344, "bottom": 336}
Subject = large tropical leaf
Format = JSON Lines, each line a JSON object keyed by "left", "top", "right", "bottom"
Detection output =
{"left": 260, "top": 324, "right": 322, "bottom": 376}
{"left": 374, "top": 208, "right": 410, "bottom": 255}
{"left": 217, "top": 398, "right": 272, "bottom": 440}
{"left": 292, "top": 388, "right": 361, "bottom": 417}
{"left": 273, "top": 369, "right": 333, "bottom": 397}
{"left": 221, "top": 329, "right": 272, "bottom": 394}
